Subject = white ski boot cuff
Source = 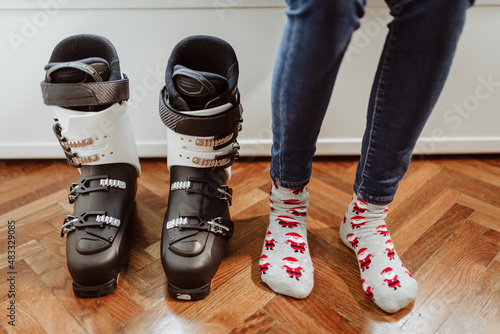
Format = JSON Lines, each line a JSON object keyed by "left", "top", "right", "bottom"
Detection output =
{"left": 52, "top": 102, "right": 141, "bottom": 175}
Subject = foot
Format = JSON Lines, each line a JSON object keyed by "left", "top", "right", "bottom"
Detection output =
{"left": 340, "top": 194, "right": 418, "bottom": 313}
{"left": 259, "top": 182, "right": 314, "bottom": 299}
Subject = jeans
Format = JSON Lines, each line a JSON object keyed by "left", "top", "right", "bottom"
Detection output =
{"left": 270, "top": 0, "right": 475, "bottom": 205}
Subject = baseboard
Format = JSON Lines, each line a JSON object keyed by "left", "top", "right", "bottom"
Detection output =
{"left": 2, "top": 137, "right": 498, "bottom": 159}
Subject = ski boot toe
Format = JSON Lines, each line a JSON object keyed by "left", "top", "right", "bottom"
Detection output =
{"left": 163, "top": 225, "right": 230, "bottom": 300}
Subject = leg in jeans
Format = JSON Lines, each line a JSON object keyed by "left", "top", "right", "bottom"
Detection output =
{"left": 354, "top": 0, "right": 475, "bottom": 204}
{"left": 341, "top": 0, "right": 474, "bottom": 313}
{"left": 270, "top": 0, "right": 366, "bottom": 189}
{"left": 262, "top": 0, "right": 366, "bottom": 299}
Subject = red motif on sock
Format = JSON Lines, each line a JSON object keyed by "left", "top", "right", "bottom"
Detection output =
{"left": 265, "top": 231, "right": 276, "bottom": 250}
{"left": 384, "top": 239, "right": 396, "bottom": 260}
{"left": 381, "top": 267, "right": 401, "bottom": 290}
{"left": 285, "top": 232, "right": 307, "bottom": 253}
{"left": 290, "top": 206, "right": 307, "bottom": 216}
{"left": 346, "top": 233, "right": 360, "bottom": 249}
{"left": 402, "top": 264, "right": 413, "bottom": 278}
{"left": 281, "top": 257, "right": 303, "bottom": 281}
{"left": 357, "top": 248, "right": 373, "bottom": 271}
{"left": 277, "top": 215, "right": 299, "bottom": 228}
{"left": 259, "top": 254, "right": 271, "bottom": 274}
{"left": 283, "top": 199, "right": 301, "bottom": 205}
{"left": 376, "top": 225, "right": 390, "bottom": 236}
{"left": 353, "top": 202, "right": 368, "bottom": 214}
{"left": 350, "top": 215, "right": 367, "bottom": 229}
{"left": 361, "top": 279, "right": 375, "bottom": 301}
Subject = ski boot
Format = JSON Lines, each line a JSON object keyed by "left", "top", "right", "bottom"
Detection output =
{"left": 40, "top": 34, "right": 140, "bottom": 298}
{"left": 159, "top": 35, "right": 243, "bottom": 300}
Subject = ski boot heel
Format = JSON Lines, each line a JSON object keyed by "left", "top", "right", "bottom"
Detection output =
{"left": 41, "top": 34, "right": 141, "bottom": 298}
{"left": 72, "top": 277, "right": 118, "bottom": 299}
{"left": 159, "top": 35, "right": 243, "bottom": 300}
{"left": 167, "top": 281, "right": 212, "bottom": 301}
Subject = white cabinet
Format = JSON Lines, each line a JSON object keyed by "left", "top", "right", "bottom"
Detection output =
{"left": 1, "top": 0, "right": 498, "bottom": 158}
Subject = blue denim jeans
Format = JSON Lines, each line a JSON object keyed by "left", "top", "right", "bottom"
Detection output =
{"left": 270, "top": 0, "right": 475, "bottom": 205}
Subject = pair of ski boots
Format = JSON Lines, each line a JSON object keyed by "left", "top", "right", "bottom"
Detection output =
{"left": 41, "top": 34, "right": 242, "bottom": 300}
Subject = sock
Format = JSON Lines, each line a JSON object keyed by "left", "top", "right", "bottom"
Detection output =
{"left": 259, "top": 182, "right": 314, "bottom": 299}
{"left": 340, "top": 194, "right": 418, "bottom": 313}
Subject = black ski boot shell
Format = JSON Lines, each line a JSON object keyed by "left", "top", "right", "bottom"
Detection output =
{"left": 41, "top": 34, "right": 140, "bottom": 298}
{"left": 159, "top": 35, "right": 243, "bottom": 300}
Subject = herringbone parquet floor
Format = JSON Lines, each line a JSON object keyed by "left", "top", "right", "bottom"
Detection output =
{"left": 0, "top": 155, "right": 499, "bottom": 333}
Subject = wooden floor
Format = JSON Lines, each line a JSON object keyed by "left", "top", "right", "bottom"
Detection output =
{"left": 0, "top": 155, "right": 499, "bottom": 334}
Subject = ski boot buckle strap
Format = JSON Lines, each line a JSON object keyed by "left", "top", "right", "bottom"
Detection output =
{"left": 208, "top": 217, "right": 233, "bottom": 238}
{"left": 53, "top": 121, "right": 100, "bottom": 168}
{"left": 215, "top": 184, "right": 232, "bottom": 205}
{"left": 170, "top": 176, "right": 233, "bottom": 205}
{"left": 51, "top": 103, "right": 141, "bottom": 174}
{"left": 191, "top": 148, "right": 239, "bottom": 170}
{"left": 61, "top": 215, "right": 79, "bottom": 236}
{"left": 60, "top": 211, "right": 121, "bottom": 238}
{"left": 165, "top": 215, "right": 233, "bottom": 239}
{"left": 68, "top": 175, "right": 127, "bottom": 204}
{"left": 195, "top": 127, "right": 239, "bottom": 150}
{"left": 192, "top": 123, "right": 242, "bottom": 151}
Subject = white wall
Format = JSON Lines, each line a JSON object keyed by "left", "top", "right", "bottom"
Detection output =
{"left": 1, "top": 0, "right": 499, "bottom": 159}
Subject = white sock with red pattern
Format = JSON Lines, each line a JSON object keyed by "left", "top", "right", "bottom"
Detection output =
{"left": 340, "top": 194, "right": 418, "bottom": 313}
{"left": 259, "top": 182, "right": 314, "bottom": 299}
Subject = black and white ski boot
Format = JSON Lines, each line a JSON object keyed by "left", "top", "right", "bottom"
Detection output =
{"left": 40, "top": 34, "right": 140, "bottom": 298}
{"left": 159, "top": 35, "right": 243, "bottom": 300}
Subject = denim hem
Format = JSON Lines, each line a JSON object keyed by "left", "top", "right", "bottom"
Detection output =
{"left": 354, "top": 187, "right": 394, "bottom": 206}
{"left": 270, "top": 172, "right": 310, "bottom": 190}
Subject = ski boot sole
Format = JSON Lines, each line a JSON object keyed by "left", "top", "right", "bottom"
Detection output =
{"left": 72, "top": 274, "right": 119, "bottom": 298}
{"left": 167, "top": 281, "right": 211, "bottom": 301}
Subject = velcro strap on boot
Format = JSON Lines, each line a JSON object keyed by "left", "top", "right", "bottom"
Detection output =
{"left": 41, "top": 76, "right": 129, "bottom": 107}
{"left": 52, "top": 102, "right": 141, "bottom": 174}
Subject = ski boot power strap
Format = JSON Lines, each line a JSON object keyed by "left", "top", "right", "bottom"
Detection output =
{"left": 40, "top": 69, "right": 129, "bottom": 107}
